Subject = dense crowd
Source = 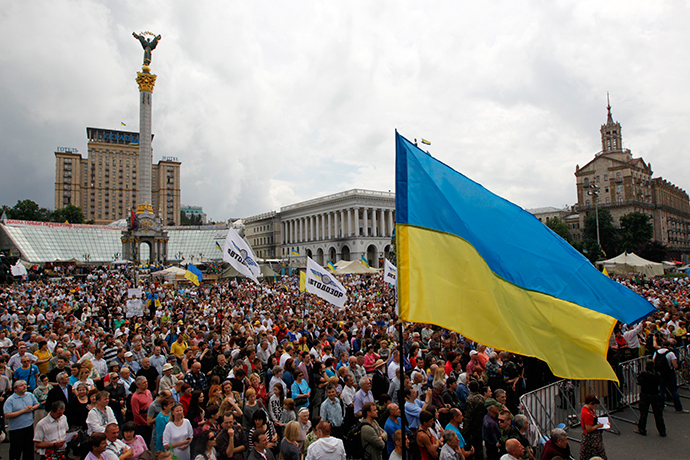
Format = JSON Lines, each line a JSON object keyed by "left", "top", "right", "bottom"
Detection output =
{"left": 0, "top": 268, "right": 688, "bottom": 460}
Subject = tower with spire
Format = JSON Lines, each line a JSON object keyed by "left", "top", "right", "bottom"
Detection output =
{"left": 600, "top": 92, "right": 623, "bottom": 154}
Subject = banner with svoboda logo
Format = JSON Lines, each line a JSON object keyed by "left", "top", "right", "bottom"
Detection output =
{"left": 384, "top": 259, "right": 397, "bottom": 285}
{"left": 222, "top": 227, "right": 261, "bottom": 283}
{"left": 305, "top": 257, "right": 348, "bottom": 308}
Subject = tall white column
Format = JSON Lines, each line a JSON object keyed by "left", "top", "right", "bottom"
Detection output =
{"left": 354, "top": 207, "right": 360, "bottom": 237}
{"left": 135, "top": 71, "right": 157, "bottom": 207}
{"left": 340, "top": 210, "right": 345, "bottom": 237}
{"left": 372, "top": 208, "right": 377, "bottom": 237}
{"left": 321, "top": 214, "right": 325, "bottom": 240}
{"left": 363, "top": 208, "right": 369, "bottom": 236}
{"left": 327, "top": 213, "right": 332, "bottom": 239}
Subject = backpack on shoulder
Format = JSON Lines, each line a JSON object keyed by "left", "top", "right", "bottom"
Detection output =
{"left": 344, "top": 420, "right": 365, "bottom": 460}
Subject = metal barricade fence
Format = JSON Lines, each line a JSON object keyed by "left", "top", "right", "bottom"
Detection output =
{"left": 520, "top": 378, "right": 624, "bottom": 456}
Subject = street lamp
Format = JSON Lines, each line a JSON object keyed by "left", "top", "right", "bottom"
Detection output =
{"left": 587, "top": 183, "right": 601, "bottom": 252}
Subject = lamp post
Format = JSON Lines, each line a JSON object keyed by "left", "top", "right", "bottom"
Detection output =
{"left": 587, "top": 183, "right": 601, "bottom": 254}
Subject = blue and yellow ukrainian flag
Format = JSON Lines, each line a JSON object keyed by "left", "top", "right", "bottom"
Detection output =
{"left": 184, "top": 264, "right": 203, "bottom": 286}
{"left": 395, "top": 131, "right": 653, "bottom": 381}
{"left": 291, "top": 248, "right": 300, "bottom": 256}
{"left": 215, "top": 241, "right": 223, "bottom": 252}
{"left": 327, "top": 261, "right": 336, "bottom": 271}
{"left": 360, "top": 255, "right": 370, "bottom": 268}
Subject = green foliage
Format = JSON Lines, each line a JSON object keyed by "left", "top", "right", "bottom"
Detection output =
{"left": 3, "top": 199, "right": 51, "bottom": 221}
{"left": 180, "top": 210, "right": 202, "bottom": 226}
{"left": 619, "top": 212, "right": 653, "bottom": 253}
{"left": 582, "top": 209, "right": 618, "bottom": 262}
{"left": 546, "top": 217, "right": 572, "bottom": 243}
{"left": 636, "top": 240, "right": 668, "bottom": 263}
{"left": 51, "top": 204, "right": 85, "bottom": 224}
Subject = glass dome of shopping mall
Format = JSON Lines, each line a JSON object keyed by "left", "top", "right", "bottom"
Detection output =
{"left": 0, "top": 220, "right": 228, "bottom": 264}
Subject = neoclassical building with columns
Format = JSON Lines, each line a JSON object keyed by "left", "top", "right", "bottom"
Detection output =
{"left": 279, "top": 189, "right": 395, "bottom": 268}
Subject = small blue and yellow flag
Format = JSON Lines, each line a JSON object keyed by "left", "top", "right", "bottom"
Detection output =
{"left": 121, "top": 122, "right": 127, "bottom": 127}
{"left": 184, "top": 264, "right": 203, "bottom": 286}
{"left": 291, "top": 248, "right": 300, "bottom": 256}
{"left": 421, "top": 138, "right": 431, "bottom": 145}
{"left": 360, "top": 255, "right": 370, "bottom": 268}
{"left": 327, "top": 261, "right": 336, "bottom": 271}
{"left": 215, "top": 241, "right": 223, "bottom": 252}
{"left": 395, "top": 131, "right": 653, "bottom": 381}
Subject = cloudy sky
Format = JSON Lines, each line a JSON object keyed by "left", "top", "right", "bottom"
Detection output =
{"left": 2, "top": 1, "right": 690, "bottom": 222}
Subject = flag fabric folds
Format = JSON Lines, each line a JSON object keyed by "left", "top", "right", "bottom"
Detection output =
{"left": 184, "top": 264, "right": 203, "bottom": 286}
{"left": 291, "top": 249, "right": 300, "bottom": 256}
{"left": 327, "top": 261, "right": 336, "bottom": 272}
{"left": 299, "top": 271, "right": 307, "bottom": 291}
{"left": 222, "top": 227, "right": 261, "bottom": 283}
{"left": 305, "top": 257, "right": 348, "bottom": 308}
{"left": 215, "top": 241, "right": 223, "bottom": 252}
{"left": 383, "top": 259, "right": 397, "bottom": 285}
{"left": 421, "top": 138, "right": 431, "bottom": 145}
{"left": 395, "top": 131, "right": 654, "bottom": 381}
{"left": 360, "top": 255, "right": 370, "bottom": 267}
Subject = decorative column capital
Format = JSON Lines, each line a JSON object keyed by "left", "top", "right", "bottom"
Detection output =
{"left": 136, "top": 72, "right": 158, "bottom": 92}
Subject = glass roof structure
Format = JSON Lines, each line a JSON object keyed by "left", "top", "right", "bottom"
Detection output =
{"left": 0, "top": 220, "right": 228, "bottom": 264}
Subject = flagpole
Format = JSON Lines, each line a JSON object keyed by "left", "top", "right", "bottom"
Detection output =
{"left": 397, "top": 285, "right": 407, "bottom": 460}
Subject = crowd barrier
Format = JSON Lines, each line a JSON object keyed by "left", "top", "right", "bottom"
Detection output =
{"left": 519, "top": 343, "right": 690, "bottom": 452}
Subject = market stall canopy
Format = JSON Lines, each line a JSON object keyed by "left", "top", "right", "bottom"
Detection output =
{"left": 332, "top": 259, "right": 380, "bottom": 275}
{"left": 219, "top": 264, "right": 278, "bottom": 279}
{"left": 151, "top": 266, "right": 186, "bottom": 280}
{"left": 597, "top": 252, "right": 664, "bottom": 278}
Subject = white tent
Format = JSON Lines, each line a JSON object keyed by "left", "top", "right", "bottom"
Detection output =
{"left": 151, "top": 266, "right": 186, "bottom": 280}
{"left": 597, "top": 252, "right": 664, "bottom": 278}
{"left": 332, "top": 259, "right": 381, "bottom": 275}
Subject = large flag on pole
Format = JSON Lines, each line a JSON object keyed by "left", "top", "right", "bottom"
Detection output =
{"left": 395, "top": 131, "right": 654, "bottom": 381}
{"left": 305, "top": 257, "right": 348, "bottom": 308}
{"left": 222, "top": 227, "right": 261, "bottom": 283}
{"left": 383, "top": 259, "right": 397, "bottom": 285}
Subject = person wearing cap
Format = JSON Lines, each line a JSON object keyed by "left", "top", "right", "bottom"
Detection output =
{"left": 159, "top": 363, "right": 179, "bottom": 393}
{"left": 579, "top": 394, "right": 606, "bottom": 460}
{"left": 482, "top": 398, "right": 502, "bottom": 460}
{"left": 123, "top": 351, "right": 141, "bottom": 374}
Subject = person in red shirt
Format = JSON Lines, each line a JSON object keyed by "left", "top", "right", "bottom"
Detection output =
{"left": 579, "top": 394, "right": 606, "bottom": 460}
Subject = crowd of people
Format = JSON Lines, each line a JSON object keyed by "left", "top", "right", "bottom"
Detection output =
{"left": 0, "top": 267, "right": 687, "bottom": 460}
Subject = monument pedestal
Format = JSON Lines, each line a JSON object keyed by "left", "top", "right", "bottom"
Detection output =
{"left": 122, "top": 204, "right": 168, "bottom": 264}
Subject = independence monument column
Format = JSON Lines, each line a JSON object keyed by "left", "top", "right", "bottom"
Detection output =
{"left": 123, "top": 31, "right": 168, "bottom": 265}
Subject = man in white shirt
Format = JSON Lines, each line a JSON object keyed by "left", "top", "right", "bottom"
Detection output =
{"left": 33, "top": 401, "right": 68, "bottom": 456}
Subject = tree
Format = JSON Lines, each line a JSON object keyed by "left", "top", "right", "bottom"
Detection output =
{"left": 637, "top": 240, "right": 668, "bottom": 263}
{"left": 546, "top": 217, "right": 572, "bottom": 243}
{"left": 51, "top": 204, "right": 85, "bottom": 224}
{"left": 180, "top": 210, "right": 202, "bottom": 226}
{"left": 582, "top": 209, "right": 618, "bottom": 262}
{"left": 619, "top": 212, "right": 653, "bottom": 253}
{"left": 6, "top": 199, "right": 51, "bottom": 221}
